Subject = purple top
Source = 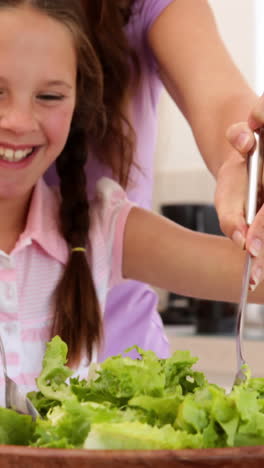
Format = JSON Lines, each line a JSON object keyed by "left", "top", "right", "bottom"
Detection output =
{"left": 45, "top": 0, "right": 174, "bottom": 360}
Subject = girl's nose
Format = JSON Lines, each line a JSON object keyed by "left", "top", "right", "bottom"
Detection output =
{"left": 0, "top": 103, "right": 39, "bottom": 134}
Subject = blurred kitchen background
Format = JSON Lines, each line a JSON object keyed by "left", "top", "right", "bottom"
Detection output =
{"left": 152, "top": 0, "right": 264, "bottom": 387}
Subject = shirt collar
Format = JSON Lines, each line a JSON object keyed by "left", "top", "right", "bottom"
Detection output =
{"left": 15, "top": 178, "right": 68, "bottom": 264}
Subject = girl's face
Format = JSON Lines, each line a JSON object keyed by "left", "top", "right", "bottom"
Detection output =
{"left": 0, "top": 5, "right": 77, "bottom": 200}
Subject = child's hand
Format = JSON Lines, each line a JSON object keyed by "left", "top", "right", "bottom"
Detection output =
{"left": 215, "top": 97, "right": 264, "bottom": 291}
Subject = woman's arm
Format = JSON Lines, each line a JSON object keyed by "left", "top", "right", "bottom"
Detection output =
{"left": 147, "top": 0, "right": 264, "bottom": 286}
{"left": 147, "top": 0, "right": 256, "bottom": 176}
{"left": 123, "top": 206, "right": 262, "bottom": 304}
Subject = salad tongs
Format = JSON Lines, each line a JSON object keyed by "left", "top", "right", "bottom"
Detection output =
{"left": 0, "top": 334, "right": 40, "bottom": 420}
{"left": 233, "top": 129, "right": 264, "bottom": 386}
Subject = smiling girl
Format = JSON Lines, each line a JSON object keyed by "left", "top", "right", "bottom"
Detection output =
{"left": 0, "top": 0, "right": 263, "bottom": 405}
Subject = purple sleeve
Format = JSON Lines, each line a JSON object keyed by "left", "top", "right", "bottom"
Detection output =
{"left": 128, "top": 0, "right": 175, "bottom": 72}
{"left": 136, "top": 0, "right": 175, "bottom": 36}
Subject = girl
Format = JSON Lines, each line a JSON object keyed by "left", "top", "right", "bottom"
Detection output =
{"left": 0, "top": 0, "right": 262, "bottom": 406}
{"left": 46, "top": 0, "right": 263, "bottom": 361}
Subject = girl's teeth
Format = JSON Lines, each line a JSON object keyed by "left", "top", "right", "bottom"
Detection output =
{"left": 5, "top": 149, "right": 14, "bottom": 160}
{"left": 13, "top": 150, "right": 25, "bottom": 161}
{"left": 0, "top": 147, "right": 33, "bottom": 162}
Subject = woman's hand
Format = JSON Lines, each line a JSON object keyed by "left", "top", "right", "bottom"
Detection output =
{"left": 215, "top": 96, "right": 264, "bottom": 291}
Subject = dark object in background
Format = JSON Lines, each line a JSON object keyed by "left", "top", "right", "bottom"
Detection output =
{"left": 160, "top": 204, "right": 236, "bottom": 335}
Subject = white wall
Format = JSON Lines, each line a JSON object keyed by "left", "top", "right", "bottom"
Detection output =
{"left": 153, "top": 0, "right": 257, "bottom": 211}
{"left": 255, "top": 0, "right": 264, "bottom": 94}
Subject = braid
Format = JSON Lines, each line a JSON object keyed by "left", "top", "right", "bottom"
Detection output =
{"left": 51, "top": 128, "right": 102, "bottom": 365}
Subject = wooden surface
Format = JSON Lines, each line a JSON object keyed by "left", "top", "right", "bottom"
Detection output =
{"left": 1, "top": 446, "right": 264, "bottom": 468}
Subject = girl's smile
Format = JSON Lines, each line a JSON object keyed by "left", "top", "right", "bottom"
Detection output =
{"left": 0, "top": 145, "right": 40, "bottom": 168}
{"left": 0, "top": 5, "right": 77, "bottom": 200}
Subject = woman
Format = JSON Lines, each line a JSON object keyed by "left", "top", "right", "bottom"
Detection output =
{"left": 46, "top": 0, "right": 260, "bottom": 360}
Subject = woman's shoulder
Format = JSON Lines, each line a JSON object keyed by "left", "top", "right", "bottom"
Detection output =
{"left": 127, "top": 0, "right": 175, "bottom": 73}
{"left": 129, "top": 0, "right": 174, "bottom": 37}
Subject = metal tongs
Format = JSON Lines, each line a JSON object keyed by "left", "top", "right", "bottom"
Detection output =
{"left": 233, "top": 129, "right": 264, "bottom": 386}
{"left": 0, "top": 334, "right": 40, "bottom": 419}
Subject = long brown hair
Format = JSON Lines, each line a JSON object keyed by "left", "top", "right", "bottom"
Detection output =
{"left": 82, "top": 0, "right": 140, "bottom": 187}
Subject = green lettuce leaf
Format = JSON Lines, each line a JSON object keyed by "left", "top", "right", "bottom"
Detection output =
{"left": 164, "top": 350, "right": 206, "bottom": 394}
{"left": 27, "top": 390, "right": 59, "bottom": 417}
{"left": 175, "top": 395, "right": 208, "bottom": 434}
{"left": 84, "top": 421, "right": 203, "bottom": 450}
{"left": 33, "top": 399, "right": 91, "bottom": 448}
{"left": 230, "top": 386, "right": 260, "bottom": 422}
{"left": 128, "top": 393, "right": 182, "bottom": 426}
{"left": 84, "top": 346, "right": 165, "bottom": 406}
{"left": 0, "top": 408, "right": 35, "bottom": 446}
{"left": 36, "top": 336, "right": 74, "bottom": 402}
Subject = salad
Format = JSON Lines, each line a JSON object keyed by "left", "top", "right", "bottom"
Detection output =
{"left": 1, "top": 336, "right": 264, "bottom": 450}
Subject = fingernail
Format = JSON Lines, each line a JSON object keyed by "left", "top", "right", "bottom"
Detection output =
{"left": 249, "top": 267, "right": 263, "bottom": 292}
{"left": 249, "top": 238, "right": 262, "bottom": 257}
{"left": 236, "top": 132, "right": 250, "bottom": 151}
{"left": 232, "top": 230, "right": 246, "bottom": 249}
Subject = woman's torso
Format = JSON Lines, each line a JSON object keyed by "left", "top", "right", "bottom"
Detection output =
{"left": 44, "top": 0, "right": 174, "bottom": 360}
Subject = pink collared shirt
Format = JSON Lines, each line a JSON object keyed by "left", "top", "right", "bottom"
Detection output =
{"left": 0, "top": 177, "right": 133, "bottom": 405}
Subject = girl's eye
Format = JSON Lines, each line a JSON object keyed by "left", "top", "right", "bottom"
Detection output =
{"left": 37, "top": 94, "right": 65, "bottom": 101}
